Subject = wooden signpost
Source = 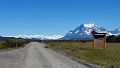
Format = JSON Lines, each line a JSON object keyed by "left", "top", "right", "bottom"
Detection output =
{"left": 91, "top": 31, "right": 107, "bottom": 49}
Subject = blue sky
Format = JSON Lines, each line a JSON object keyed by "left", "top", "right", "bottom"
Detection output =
{"left": 0, "top": 0, "right": 120, "bottom": 36}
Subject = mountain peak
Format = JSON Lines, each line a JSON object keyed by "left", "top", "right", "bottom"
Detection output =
{"left": 83, "top": 23, "right": 95, "bottom": 28}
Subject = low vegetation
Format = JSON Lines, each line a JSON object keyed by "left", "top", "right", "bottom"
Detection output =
{"left": 46, "top": 41, "right": 120, "bottom": 67}
{"left": 0, "top": 38, "right": 30, "bottom": 51}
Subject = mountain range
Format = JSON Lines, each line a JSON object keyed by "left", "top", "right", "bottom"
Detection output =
{"left": 8, "top": 35, "right": 63, "bottom": 40}
{"left": 62, "top": 23, "right": 120, "bottom": 40}
{"left": 7, "top": 23, "right": 120, "bottom": 40}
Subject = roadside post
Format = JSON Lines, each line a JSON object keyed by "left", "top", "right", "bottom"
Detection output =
{"left": 16, "top": 39, "right": 18, "bottom": 47}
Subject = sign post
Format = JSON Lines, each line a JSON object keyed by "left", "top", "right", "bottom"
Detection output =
{"left": 103, "top": 34, "right": 106, "bottom": 49}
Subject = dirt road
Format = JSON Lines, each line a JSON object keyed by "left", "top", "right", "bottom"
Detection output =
{"left": 0, "top": 42, "right": 90, "bottom": 68}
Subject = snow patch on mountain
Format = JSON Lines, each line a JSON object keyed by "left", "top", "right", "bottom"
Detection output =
{"left": 75, "top": 30, "right": 79, "bottom": 33}
{"left": 83, "top": 23, "right": 95, "bottom": 28}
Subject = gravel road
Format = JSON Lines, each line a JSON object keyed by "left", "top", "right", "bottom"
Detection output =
{"left": 0, "top": 42, "right": 90, "bottom": 68}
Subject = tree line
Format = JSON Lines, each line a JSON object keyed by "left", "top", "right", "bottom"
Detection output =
{"left": 106, "top": 35, "right": 120, "bottom": 43}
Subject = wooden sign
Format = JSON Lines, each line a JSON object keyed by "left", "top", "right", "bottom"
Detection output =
{"left": 91, "top": 31, "right": 107, "bottom": 49}
{"left": 94, "top": 35, "right": 104, "bottom": 39}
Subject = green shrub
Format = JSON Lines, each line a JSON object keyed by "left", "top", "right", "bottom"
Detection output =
{"left": 5, "top": 39, "right": 28, "bottom": 48}
{"left": 0, "top": 41, "right": 6, "bottom": 49}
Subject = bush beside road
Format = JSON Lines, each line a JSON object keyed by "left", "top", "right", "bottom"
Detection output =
{"left": 0, "top": 38, "right": 30, "bottom": 51}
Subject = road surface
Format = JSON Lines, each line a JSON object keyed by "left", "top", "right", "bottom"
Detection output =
{"left": 0, "top": 42, "right": 90, "bottom": 68}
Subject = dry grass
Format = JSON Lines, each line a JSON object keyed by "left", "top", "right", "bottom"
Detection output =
{"left": 46, "top": 41, "right": 120, "bottom": 67}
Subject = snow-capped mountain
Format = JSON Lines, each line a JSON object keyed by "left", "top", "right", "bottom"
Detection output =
{"left": 6, "top": 24, "right": 120, "bottom": 40}
{"left": 8, "top": 35, "right": 64, "bottom": 40}
{"left": 109, "top": 27, "right": 120, "bottom": 36}
{"left": 62, "top": 23, "right": 119, "bottom": 40}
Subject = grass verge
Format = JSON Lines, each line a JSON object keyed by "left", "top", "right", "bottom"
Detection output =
{"left": 46, "top": 41, "right": 120, "bottom": 68}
